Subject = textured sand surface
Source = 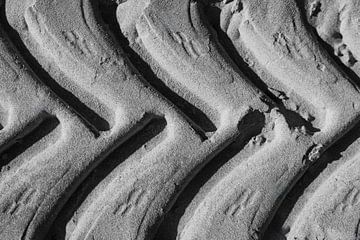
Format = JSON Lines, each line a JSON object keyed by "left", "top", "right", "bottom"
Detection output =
{"left": 1, "top": 0, "right": 360, "bottom": 239}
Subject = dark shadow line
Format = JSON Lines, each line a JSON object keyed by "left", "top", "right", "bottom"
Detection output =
{"left": 204, "top": 5, "right": 320, "bottom": 134}
{"left": 0, "top": 104, "right": 5, "bottom": 131}
{"left": 97, "top": 2, "right": 217, "bottom": 138}
{"left": 47, "top": 115, "right": 166, "bottom": 240}
{"left": 261, "top": 2, "right": 360, "bottom": 236}
{"left": 295, "top": 0, "right": 360, "bottom": 89}
{"left": 153, "top": 4, "right": 322, "bottom": 239}
{"left": 263, "top": 119, "right": 360, "bottom": 237}
{"left": 0, "top": 112, "right": 60, "bottom": 169}
{"left": 0, "top": 6, "right": 110, "bottom": 136}
{"left": 155, "top": 111, "right": 265, "bottom": 240}
{"left": 204, "top": 5, "right": 282, "bottom": 105}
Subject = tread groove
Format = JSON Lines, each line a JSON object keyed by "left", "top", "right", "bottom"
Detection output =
{"left": 98, "top": 2, "right": 217, "bottom": 138}
{"left": 155, "top": 111, "right": 265, "bottom": 240}
{"left": 205, "top": 4, "right": 321, "bottom": 134}
{"left": 0, "top": 112, "right": 59, "bottom": 170}
{"left": 1, "top": 0, "right": 360, "bottom": 239}
{"left": 204, "top": 4, "right": 282, "bottom": 105}
{"left": 295, "top": 0, "right": 360, "bottom": 89}
{"left": 48, "top": 115, "right": 166, "bottom": 240}
{"left": 264, "top": 119, "right": 360, "bottom": 238}
{"left": 0, "top": 6, "right": 110, "bottom": 136}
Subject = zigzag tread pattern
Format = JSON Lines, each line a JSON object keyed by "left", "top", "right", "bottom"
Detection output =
{"left": 0, "top": 0, "right": 360, "bottom": 240}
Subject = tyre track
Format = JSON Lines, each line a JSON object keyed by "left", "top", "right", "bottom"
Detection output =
{"left": 49, "top": 116, "right": 167, "bottom": 240}
{"left": 263, "top": 119, "right": 360, "bottom": 238}
{"left": 154, "top": 0, "right": 360, "bottom": 239}
{"left": 155, "top": 111, "right": 265, "bottom": 240}
{"left": 3, "top": 0, "right": 265, "bottom": 239}
{"left": 0, "top": 113, "right": 60, "bottom": 170}
{"left": 0, "top": 23, "right": 104, "bottom": 240}
{"left": 264, "top": 0, "right": 360, "bottom": 238}
{"left": 117, "top": 1, "right": 317, "bottom": 240}
{"left": 0, "top": 6, "right": 110, "bottom": 136}
{"left": 98, "top": 2, "right": 218, "bottom": 134}
{"left": 2, "top": 0, "right": 360, "bottom": 240}
{"left": 1, "top": 1, "right": 179, "bottom": 239}
{"left": 31, "top": 1, "right": 273, "bottom": 239}
{"left": 286, "top": 147, "right": 360, "bottom": 240}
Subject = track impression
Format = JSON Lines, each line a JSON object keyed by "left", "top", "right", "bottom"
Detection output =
{"left": 0, "top": 0, "right": 360, "bottom": 240}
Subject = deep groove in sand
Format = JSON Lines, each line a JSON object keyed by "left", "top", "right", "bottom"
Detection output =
{"left": 264, "top": 118, "right": 360, "bottom": 238}
{"left": 0, "top": 6, "right": 110, "bottom": 137}
{"left": 0, "top": 112, "right": 60, "bottom": 170}
{"left": 98, "top": 2, "right": 217, "bottom": 139}
{"left": 47, "top": 115, "right": 167, "bottom": 240}
{"left": 295, "top": 0, "right": 360, "bottom": 89}
{"left": 1, "top": 0, "right": 360, "bottom": 239}
{"left": 204, "top": 4, "right": 320, "bottom": 134}
{"left": 260, "top": 1, "right": 360, "bottom": 236}
{"left": 155, "top": 111, "right": 265, "bottom": 240}
{"left": 204, "top": 4, "right": 281, "bottom": 105}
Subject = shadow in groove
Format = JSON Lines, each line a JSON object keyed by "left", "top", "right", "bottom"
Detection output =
{"left": 262, "top": 1, "right": 360, "bottom": 237}
{"left": 97, "top": 1, "right": 217, "bottom": 138}
{"left": 0, "top": 5, "right": 111, "bottom": 136}
{"left": 0, "top": 112, "right": 60, "bottom": 169}
{"left": 0, "top": 104, "right": 5, "bottom": 131}
{"left": 48, "top": 115, "right": 166, "bottom": 240}
{"left": 295, "top": 0, "right": 360, "bottom": 89}
{"left": 204, "top": 4, "right": 320, "bottom": 134}
{"left": 264, "top": 120, "right": 360, "bottom": 237}
{"left": 155, "top": 111, "right": 265, "bottom": 240}
{"left": 154, "top": 3, "right": 323, "bottom": 239}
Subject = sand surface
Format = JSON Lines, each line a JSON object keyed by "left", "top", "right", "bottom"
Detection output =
{"left": 0, "top": 0, "right": 360, "bottom": 239}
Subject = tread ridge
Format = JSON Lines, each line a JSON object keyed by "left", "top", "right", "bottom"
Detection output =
{"left": 2, "top": 0, "right": 360, "bottom": 240}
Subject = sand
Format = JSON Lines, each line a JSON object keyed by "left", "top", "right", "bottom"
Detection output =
{"left": 0, "top": 0, "right": 360, "bottom": 239}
